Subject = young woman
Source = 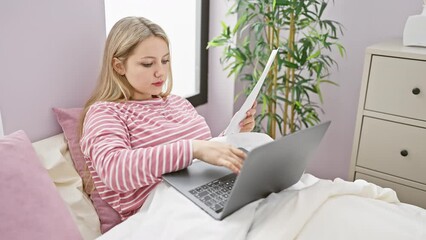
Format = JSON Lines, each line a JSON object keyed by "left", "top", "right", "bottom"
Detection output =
{"left": 79, "top": 16, "right": 256, "bottom": 222}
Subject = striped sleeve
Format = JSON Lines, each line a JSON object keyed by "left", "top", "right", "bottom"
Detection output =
{"left": 80, "top": 104, "right": 193, "bottom": 193}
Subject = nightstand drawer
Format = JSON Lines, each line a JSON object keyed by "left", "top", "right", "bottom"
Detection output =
{"left": 365, "top": 55, "right": 426, "bottom": 121}
{"left": 357, "top": 117, "right": 426, "bottom": 184}
{"left": 355, "top": 173, "right": 426, "bottom": 209}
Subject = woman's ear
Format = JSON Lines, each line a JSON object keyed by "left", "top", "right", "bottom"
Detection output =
{"left": 112, "top": 58, "right": 126, "bottom": 75}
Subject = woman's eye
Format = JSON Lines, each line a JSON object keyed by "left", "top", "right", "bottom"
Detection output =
{"left": 141, "top": 63, "right": 153, "bottom": 67}
{"left": 162, "top": 59, "right": 170, "bottom": 64}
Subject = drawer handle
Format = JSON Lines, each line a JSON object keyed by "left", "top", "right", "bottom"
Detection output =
{"left": 400, "top": 150, "right": 408, "bottom": 157}
{"left": 412, "top": 87, "right": 421, "bottom": 95}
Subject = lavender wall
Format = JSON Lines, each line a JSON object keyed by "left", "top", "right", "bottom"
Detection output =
{"left": 206, "top": 0, "right": 422, "bottom": 179}
{"left": 304, "top": 0, "right": 422, "bottom": 180}
{"left": 0, "top": 0, "right": 105, "bottom": 141}
{"left": 197, "top": 0, "right": 237, "bottom": 136}
{"left": 0, "top": 0, "right": 233, "bottom": 142}
{"left": 208, "top": 0, "right": 423, "bottom": 180}
{"left": 0, "top": 0, "right": 422, "bottom": 181}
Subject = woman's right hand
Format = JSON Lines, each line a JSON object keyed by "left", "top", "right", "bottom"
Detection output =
{"left": 192, "top": 140, "right": 247, "bottom": 174}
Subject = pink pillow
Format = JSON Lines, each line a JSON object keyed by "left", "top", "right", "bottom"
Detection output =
{"left": 51, "top": 108, "right": 89, "bottom": 190}
{"left": 0, "top": 130, "right": 82, "bottom": 239}
{"left": 52, "top": 107, "right": 122, "bottom": 233}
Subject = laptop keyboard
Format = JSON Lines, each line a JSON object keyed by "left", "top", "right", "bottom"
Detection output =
{"left": 188, "top": 173, "right": 236, "bottom": 213}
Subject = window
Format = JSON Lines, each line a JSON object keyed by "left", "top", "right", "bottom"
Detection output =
{"left": 104, "top": 0, "right": 208, "bottom": 106}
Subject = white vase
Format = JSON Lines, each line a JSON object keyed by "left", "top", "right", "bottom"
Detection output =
{"left": 403, "top": 2, "right": 426, "bottom": 47}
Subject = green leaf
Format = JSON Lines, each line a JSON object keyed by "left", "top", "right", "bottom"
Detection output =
{"left": 319, "top": 79, "right": 340, "bottom": 87}
{"left": 307, "top": 50, "right": 321, "bottom": 61}
{"left": 206, "top": 38, "right": 228, "bottom": 48}
{"left": 233, "top": 14, "right": 248, "bottom": 35}
{"left": 336, "top": 43, "right": 346, "bottom": 57}
{"left": 284, "top": 61, "right": 299, "bottom": 69}
{"left": 318, "top": 1, "right": 327, "bottom": 18}
{"left": 275, "top": 0, "right": 286, "bottom": 6}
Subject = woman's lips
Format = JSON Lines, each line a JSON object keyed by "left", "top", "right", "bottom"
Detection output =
{"left": 152, "top": 81, "right": 164, "bottom": 87}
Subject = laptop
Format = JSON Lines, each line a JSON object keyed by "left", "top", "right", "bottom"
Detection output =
{"left": 162, "top": 121, "right": 331, "bottom": 220}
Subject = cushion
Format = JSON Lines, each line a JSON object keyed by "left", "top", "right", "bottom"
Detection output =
{"left": 32, "top": 133, "right": 101, "bottom": 239}
{"left": 53, "top": 107, "right": 122, "bottom": 233}
{"left": 52, "top": 107, "right": 92, "bottom": 192}
{"left": 0, "top": 130, "right": 82, "bottom": 240}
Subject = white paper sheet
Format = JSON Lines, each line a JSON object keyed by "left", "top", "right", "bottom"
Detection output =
{"left": 223, "top": 49, "right": 279, "bottom": 136}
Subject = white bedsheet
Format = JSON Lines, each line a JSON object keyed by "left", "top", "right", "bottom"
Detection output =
{"left": 98, "top": 174, "right": 426, "bottom": 240}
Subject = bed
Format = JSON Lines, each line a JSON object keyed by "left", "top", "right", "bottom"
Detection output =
{"left": 1, "top": 108, "right": 426, "bottom": 240}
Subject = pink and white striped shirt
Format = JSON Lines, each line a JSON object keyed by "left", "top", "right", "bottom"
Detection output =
{"left": 80, "top": 95, "right": 212, "bottom": 220}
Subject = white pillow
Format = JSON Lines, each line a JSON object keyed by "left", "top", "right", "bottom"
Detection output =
{"left": 32, "top": 133, "right": 101, "bottom": 240}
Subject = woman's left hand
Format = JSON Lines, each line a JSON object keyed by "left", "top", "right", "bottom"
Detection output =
{"left": 239, "top": 102, "right": 257, "bottom": 132}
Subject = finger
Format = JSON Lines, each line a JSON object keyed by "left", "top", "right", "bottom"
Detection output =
{"left": 228, "top": 157, "right": 243, "bottom": 172}
{"left": 227, "top": 155, "right": 244, "bottom": 171}
{"left": 243, "top": 121, "right": 256, "bottom": 132}
{"left": 219, "top": 158, "right": 240, "bottom": 173}
{"left": 246, "top": 108, "right": 256, "bottom": 116}
{"left": 240, "top": 117, "right": 254, "bottom": 127}
{"left": 233, "top": 153, "right": 245, "bottom": 167}
{"left": 224, "top": 148, "right": 245, "bottom": 169}
{"left": 240, "top": 118, "right": 254, "bottom": 129}
{"left": 230, "top": 147, "right": 247, "bottom": 161}
{"left": 240, "top": 126, "right": 253, "bottom": 133}
{"left": 241, "top": 124, "right": 254, "bottom": 132}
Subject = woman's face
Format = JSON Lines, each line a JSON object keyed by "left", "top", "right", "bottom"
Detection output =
{"left": 115, "top": 36, "right": 170, "bottom": 100}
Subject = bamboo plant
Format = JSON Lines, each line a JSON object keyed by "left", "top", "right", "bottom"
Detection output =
{"left": 208, "top": 0, "right": 345, "bottom": 139}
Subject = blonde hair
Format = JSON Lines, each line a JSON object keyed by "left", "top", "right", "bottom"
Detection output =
{"left": 80, "top": 16, "right": 173, "bottom": 131}
{"left": 78, "top": 16, "right": 173, "bottom": 193}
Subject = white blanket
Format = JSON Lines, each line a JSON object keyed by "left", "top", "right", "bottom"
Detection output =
{"left": 98, "top": 174, "right": 426, "bottom": 240}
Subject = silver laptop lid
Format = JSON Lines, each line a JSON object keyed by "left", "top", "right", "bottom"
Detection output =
{"left": 220, "top": 121, "right": 331, "bottom": 218}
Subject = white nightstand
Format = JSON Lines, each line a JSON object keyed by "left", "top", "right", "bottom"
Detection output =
{"left": 349, "top": 39, "right": 426, "bottom": 209}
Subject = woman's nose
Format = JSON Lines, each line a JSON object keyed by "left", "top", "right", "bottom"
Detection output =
{"left": 154, "top": 64, "right": 165, "bottom": 78}
{"left": 154, "top": 71, "right": 162, "bottom": 78}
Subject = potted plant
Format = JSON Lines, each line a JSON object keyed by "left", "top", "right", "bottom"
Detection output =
{"left": 208, "top": 0, "right": 345, "bottom": 139}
